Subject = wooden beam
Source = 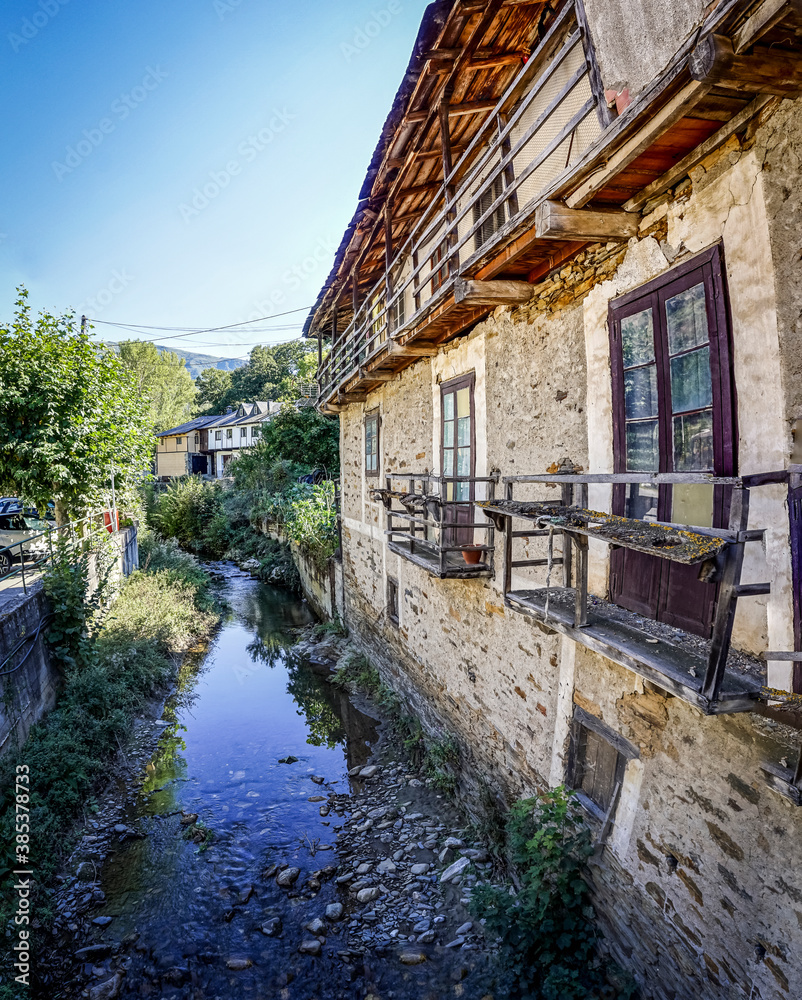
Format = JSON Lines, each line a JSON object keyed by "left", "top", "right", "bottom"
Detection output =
{"left": 535, "top": 200, "right": 639, "bottom": 240}
{"left": 386, "top": 146, "right": 468, "bottom": 169}
{"left": 565, "top": 80, "right": 711, "bottom": 209}
{"left": 405, "top": 99, "right": 498, "bottom": 124}
{"left": 397, "top": 181, "right": 443, "bottom": 200}
{"left": 734, "top": 0, "right": 802, "bottom": 53}
{"left": 386, "top": 340, "right": 438, "bottom": 358}
{"left": 623, "top": 95, "right": 775, "bottom": 211}
{"left": 690, "top": 33, "right": 802, "bottom": 95}
{"left": 454, "top": 278, "right": 534, "bottom": 307}
{"left": 469, "top": 52, "right": 526, "bottom": 69}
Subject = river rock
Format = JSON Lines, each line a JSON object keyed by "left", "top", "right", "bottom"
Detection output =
{"left": 410, "top": 863, "right": 430, "bottom": 875}
{"left": 310, "top": 775, "right": 325, "bottom": 784}
{"left": 356, "top": 886, "right": 381, "bottom": 904}
{"left": 412, "top": 919, "right": 431, "bottom": 933}
{"left": 455, "top": 920, "right": 473, "bottom": 936}
{"left": 92, "top": 915, "right": 114, "bottom": 927}
{"left": 359, "top": 765, "right": 380, "bottom": 778}
{"left": 278, "top": 755, "right": 298, "bottom": 764}
{"left": 236, "top": 885, "right": 254, "bottom": 905}
{"left": 226, "top": 956, "right": 253, "bottom": 970}
{"left": 326, "top": 902, "right": 344, "bottom": 921}
{"left": 75, "top": 944, "right": 114, "bottom": 962}
{"left": 305, "top": 917, "right": 326, "bottom": 935}
{"left": 377, "top": 858, "right": 397, "bottom": 874}
{"left": 299, "top": 938, "right": 321, "bottom": 955}
{"left": 319, "top": 804, "right": 331, "bottom": 816}
{"left": 276, "top": 867, "right": 300, "bottom": 888}
{"left": 399, "top": 950, "right": 426, "bottom": 965}
{"left": 260, "top": 917, "right": 282, "bottom": 936}
{"left": 179, "top": 813, "right": 198, "bottom": 826}
{"left": 89, "top": 974, "right": 122, "bottom": 1000}
{"left": 461, "top": 848, "right": 489, "bottom": 862}
{"left": 440, "top": 857, "right": 470, "bottom": 883}
{"left": 348, "top": 765, "right": 363, "bottom": 776}
{"left": 308, "top": 795, "right": 326, "bottom": 802}
{"left": 445, "top": 935, "right": 466, "bottom": 949}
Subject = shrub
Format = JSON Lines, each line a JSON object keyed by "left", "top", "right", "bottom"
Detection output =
{"left": 471, "top": 789, "right": 620, "bottom": 1000}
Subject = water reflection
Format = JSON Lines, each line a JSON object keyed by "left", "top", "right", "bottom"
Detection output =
{"left": 96, "top": 574, "right": 378, "bottom": 996}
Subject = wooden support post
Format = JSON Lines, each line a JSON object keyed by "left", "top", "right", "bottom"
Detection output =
{"left": 702, "top": 487, "right": 750, "bottom": 707}
{"left": 384, "top": 200, "right": 394, "bottom": 333}
{"left": 454, "top": 278, "right": 534, "bottom": 307}
{"left": 412, "top": 249, "right": 421, "bottom": 312}
{"left": 561, "top": 474, "right": 574, "bottom": 588}
{"left": 535, "top": 201, "right": 639, "bottom": 241}
{"left": 690, "top": 33, "right": 802, "bottom": 95}
{"left": 439, "top": 99, "right": 460, "bottom": 279}
{"left": 503, "top": 480, "right": 514, "bottom": 597}
{"left": 352, "top": 267, "right": 359, "bottom": 317}
{"left": 573, "top": 535, "right": 589, "bottom": 627}
{"left": 497, "top": 113, "right": 520, "bottom": 218}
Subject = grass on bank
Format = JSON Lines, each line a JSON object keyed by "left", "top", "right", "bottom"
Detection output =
{"left": 0, "top": 531, "right": 221, "bottom": 934}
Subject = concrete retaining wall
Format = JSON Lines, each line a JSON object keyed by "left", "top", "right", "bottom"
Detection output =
{"left": 0, "top": 525, "right": 139, "bottom": 756}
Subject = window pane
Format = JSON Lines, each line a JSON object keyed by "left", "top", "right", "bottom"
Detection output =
{"left": 621, "top": 309, "right": 654, "bottom": 368}
{"left": 456, "top": 387, "right": 470, "bottom": 419}
{"left": 672, "top": 483, "right": 714, "bottom": 528}
{"left": 624, "top": 482, "right": 658, "bottom": 521}
{"left": 443, "top": 450, "right": 454, "bottom": 476}
{"left": 443, "top": 421, "right": 454, "bottom": 448}
{"left": 666, "top": 282, "right": 709, "bottom": 355}
{"left": 443, "top": 393, "right": 454, "bottom": 421}
{"left": 626, "top": 420, "right": 658, "bottom": 472}
{"left": 457, "top": 416, "right": 470, "bottom": 446}
{"left": 455, "top": 482, "right": 470, "bottom": 501}
{"left": 624, "top": 365, "right": 658, "bottom": 419}
{"left": 673, "top": 410, "right": 713, "bottom": 472}
{"left": 670, "top": 346, "right": 712, "bottom": 413}
{"left": 457, "top": 447, "right": 470, "bottom": 476}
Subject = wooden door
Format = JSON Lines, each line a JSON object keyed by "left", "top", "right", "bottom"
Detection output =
{"left": 609, "top": 246, "right": 735, "bottom": 638}
{"left": 441, "top": 374, "right": 475, "bottom": 549}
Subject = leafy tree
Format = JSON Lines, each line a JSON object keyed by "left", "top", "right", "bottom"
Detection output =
{"left": 0, "top": 289, "right": 152, "bottom": 524}
{"left": 117, "top": 340, "right": 197, "bottom": 433}
{"left": 195, "top": 366, "right": 232, "bottom": 413}
{"left": 249, "top": 405, "right": 339, "bottom": 474}
{"left": 195, "top": 340, "right": 321, "bottom": 413}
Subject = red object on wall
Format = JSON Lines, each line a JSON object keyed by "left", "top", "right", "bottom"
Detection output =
{"left": 104, "top": 510, "right": 119, "bottom": 533}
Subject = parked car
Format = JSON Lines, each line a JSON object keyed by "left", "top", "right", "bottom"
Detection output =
{"left": 0, "top": 512, "right": 51, "bottom": 576}
{"left": 0, "top": 498, "right": 55, "bottom": 518}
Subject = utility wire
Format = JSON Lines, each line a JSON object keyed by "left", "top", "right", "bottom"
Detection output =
{"left": 86, "top": 304, "right": 313, "bottom": 343}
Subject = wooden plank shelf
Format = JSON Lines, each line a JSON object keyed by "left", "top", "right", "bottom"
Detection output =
{"left": 388, "top": 538, "right": 492, "bottom": 579}
{"left": 506, "top": 587, "right": 761, "bottom": 715}
{"left": 478, "top": 500, "right": 729, "bottom": 566}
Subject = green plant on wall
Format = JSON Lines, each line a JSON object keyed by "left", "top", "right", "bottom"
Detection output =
{"left": 471, "top": 788, "right": 628, "bottom": 1000}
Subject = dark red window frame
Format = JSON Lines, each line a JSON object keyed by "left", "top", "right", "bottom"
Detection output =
{"left": 608, "top": 243, "right": 737, "bottom": 637}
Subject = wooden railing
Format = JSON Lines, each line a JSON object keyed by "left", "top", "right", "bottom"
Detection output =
{"left": 372, "top": 472, "right": 498, "bottom": 578}
{"left": 317, "top": 2, "right": 601, "bottom": 402}
{"left": 478, "top": 469, "right": 799, "bottom": 715}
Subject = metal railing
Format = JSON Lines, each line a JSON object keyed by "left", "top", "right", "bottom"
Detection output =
{"left": 317, "top": 3, "right": 601, "bottom": 402}
{"left": 0, "top": 512, "right": 130, "bottom": 597}
{"left": 373, "top": 472, "right": 498, "bottom": 577}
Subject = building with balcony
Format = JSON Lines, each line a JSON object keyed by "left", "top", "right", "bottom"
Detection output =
{"left": 305, "top": 1, "right": 802, "bottom": 996}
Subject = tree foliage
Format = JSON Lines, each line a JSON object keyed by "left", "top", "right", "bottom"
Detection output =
{"left": 195, "top": 339, "right": 320, "bottom": 413}
{"left": 0, "top": 289, "right": 152, "bottom": 523}
{"left": 117, "top": 340, "right": 197, "bottom": 433}
{"left": 240, "top": 405, "right": 339, "bottom": 475}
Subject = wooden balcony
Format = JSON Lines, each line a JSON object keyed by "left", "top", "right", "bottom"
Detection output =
{"left": 373, "top": 473, "right": 498, "bottom": 579}
{"left": 479, "top": 469, "right": 798, "bottom": 715}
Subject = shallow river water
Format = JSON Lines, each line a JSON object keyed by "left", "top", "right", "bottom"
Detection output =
{"left": 93, "top": 573, "right": 385, "bottom": 997}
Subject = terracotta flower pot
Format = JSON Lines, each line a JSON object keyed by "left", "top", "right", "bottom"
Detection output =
{"left": 461, "top": 545, "right": 483, "bottom": 565}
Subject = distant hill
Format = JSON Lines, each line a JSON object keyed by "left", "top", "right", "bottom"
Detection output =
{"left": 105, "top": 342, "right": 247, "bottom": 378}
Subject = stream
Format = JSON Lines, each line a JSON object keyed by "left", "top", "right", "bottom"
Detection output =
{"left": 49, "top": 567, "right": 494, "bottom": 999}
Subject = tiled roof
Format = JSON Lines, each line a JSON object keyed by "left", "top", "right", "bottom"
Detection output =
{"left": 156, "top": 414, "right": 221, "bottom": 438}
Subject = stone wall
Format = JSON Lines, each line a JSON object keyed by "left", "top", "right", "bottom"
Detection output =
{"left": 332, "top": 96, "right": 802, "bottom": 1000}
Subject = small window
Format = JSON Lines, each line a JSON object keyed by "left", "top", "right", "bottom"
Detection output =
{"left": 567, "top": 708, "right": 637, "bottom": 820}
{"left": 252, "top": 425, "right": 261, "bottom": 438}
{"left": 241, "top": 427, "right": 248, "bottom": 438}
{"left": 215, "top": 431, "right": 222, "bottom": 441}
{"left": 387, "top": 577, "right": 399, "bottom": 624}
{"left": 226, "top": 429, "right": 233, "bottom": 440}
{"left": 194, "top": 434, "right": 199, "bottom": 445}
{"left": 365, "top": 410, "right": 380, "bottom": 477}
{"left": 175, "top": 437, "right": 182, "bottom": 445}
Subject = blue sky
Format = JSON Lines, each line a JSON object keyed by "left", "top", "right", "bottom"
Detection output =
{"left": 0, "top": 0, "right": 425, "bottom": 358}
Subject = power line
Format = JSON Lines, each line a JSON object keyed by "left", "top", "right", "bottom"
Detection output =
{"left": 86, "top": 304, "right": 313, "bottom": 344}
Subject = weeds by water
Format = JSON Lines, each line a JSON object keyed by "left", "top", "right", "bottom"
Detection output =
{"left": 331, "top": 652, "right": 460, "bottom": 795}
{"left": 0, "top": 529, "right": 221, "bottom": 941}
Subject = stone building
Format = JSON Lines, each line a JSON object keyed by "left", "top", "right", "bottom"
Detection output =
{"left": 306, "top": 0, "right": 802, "bottom": 996}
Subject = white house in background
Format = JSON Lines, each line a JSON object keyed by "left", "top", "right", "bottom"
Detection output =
{"left": 207, "top": 401, "right": 282, "bottom": 478}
